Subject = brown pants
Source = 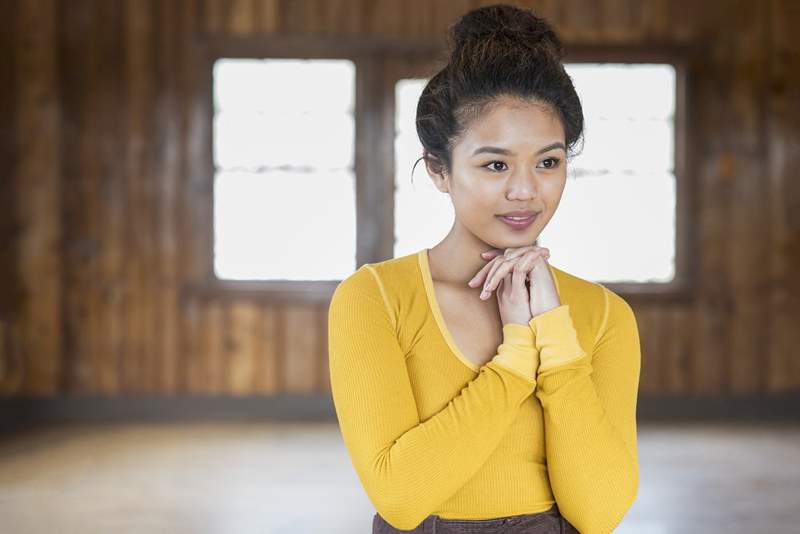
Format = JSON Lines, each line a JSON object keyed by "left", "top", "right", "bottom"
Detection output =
{"left": 372, "top": 503, "right": 580, "bottom": 533}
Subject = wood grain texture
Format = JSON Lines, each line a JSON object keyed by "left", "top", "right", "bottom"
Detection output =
{"left": 767, "top": 0, "right": 800, "bottom": 392}
{"left": 0, "top": 0, "right": 797, "bottom": 396}
{"left": 122, "top": 0, "right": 153, "bottom": 393}
{"left": 283, "top": 304, "right": 318, "bottom": 393}
{"left": 16, "top": 0, "right": 61, "bottom": 394}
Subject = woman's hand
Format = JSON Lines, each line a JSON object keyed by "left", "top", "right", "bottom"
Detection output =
{"left": 471, "top": 245, "right": 560, "bottom": 319}
{"left": 467, "top": 245, "right": 550, "bottom": 326}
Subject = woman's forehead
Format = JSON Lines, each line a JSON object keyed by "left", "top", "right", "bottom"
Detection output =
{"left": 456, "top": 102, "right": 565, "bottom": 153}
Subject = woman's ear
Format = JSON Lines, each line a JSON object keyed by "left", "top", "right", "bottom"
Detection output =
{"left": 424, "top": 153, "right": 450, "bottom": 194}
{"left": 429, "top": 171, "right": 449, "bottom": 194}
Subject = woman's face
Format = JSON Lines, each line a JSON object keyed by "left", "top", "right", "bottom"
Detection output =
{"left": 430, "top": 96, "right": 567, "bottom": 250}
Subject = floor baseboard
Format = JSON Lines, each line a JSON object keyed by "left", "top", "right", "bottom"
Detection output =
{"left": 1, "top": 391, "right": 798, "bottom": 434}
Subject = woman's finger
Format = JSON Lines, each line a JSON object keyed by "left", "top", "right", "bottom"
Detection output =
{"left": 497, "top": 272, "right": 509, "bottom": 299}
{"left": 511, "top": 257, "right": 528, "bottom": 298}
{"left": 472, "top": 246, "right": 550, "bottom": 293}
{"left": 497, "top": 245, "right": 549, "bottom": 260}
{"left": 483, "top": 253, "right": 529, "bottom": 300}
{"left": 480, "top": 257, "right": 507, "bottom": 299}
{"left": 481, "top": 248, "right": 548, "bottom": 299}
{"left": 468, "top": 255, "right": 500, "bottom": 288}
{"left": 484, "top": 257, "right": 518, "bottom": 298}
{"left": 483, "top": 247, "right": 524, "bottom": 261}
{"left": 480, "top": 246, "right": 549, "bottom": 271}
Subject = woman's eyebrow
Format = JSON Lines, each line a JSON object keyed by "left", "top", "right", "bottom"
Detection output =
{"left": 471, "top": 141, "right": 566, "bottom": 156}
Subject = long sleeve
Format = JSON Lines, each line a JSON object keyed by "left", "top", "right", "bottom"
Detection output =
{"left": 531, "top": 288, "right": 641, "bottom": 534}
{"left": 328, "top": 267, "right": 540, "bottom": 531}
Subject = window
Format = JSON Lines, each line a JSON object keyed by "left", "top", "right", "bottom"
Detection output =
{"left": 394, "top": 63, "right": 679, "bottom": 286}
{"left": 212, "top": 58, "right": 356, "bottom": 281}
{"left": 192, "top": 39, "right": 690, "bottom": 301}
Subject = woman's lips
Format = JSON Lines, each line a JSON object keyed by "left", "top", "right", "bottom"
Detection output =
{"left": 497, "top": 213, "right": 537, "bottom": 229}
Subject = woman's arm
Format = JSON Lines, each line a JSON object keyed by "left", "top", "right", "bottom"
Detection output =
{"left": 328, "top": 266, "right": 539, "bottom": 531}
{"left": 531, "top": 288, "right": 641, "bottom": 534}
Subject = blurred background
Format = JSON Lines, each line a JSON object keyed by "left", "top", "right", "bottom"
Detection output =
{"left": 0, "top": 0, "right": 798, "bottom": 532}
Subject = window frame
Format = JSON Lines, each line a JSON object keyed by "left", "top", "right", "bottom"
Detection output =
{"left": 186, "top": 34, "right": 435, "bottom": 303}
{"left": 562, "top": 45, "right": 696, "bottom": 302}
{"left": 185, "top": 35, "right": 697, "bottom": 304}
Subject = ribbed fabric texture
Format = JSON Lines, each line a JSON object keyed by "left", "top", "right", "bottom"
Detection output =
{"left": 328, "top": 249, "right": 640, "bottom": 533}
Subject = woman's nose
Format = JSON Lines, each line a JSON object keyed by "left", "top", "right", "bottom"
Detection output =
{"left": 506, "top": 170, "right": 538, "bottom": 199}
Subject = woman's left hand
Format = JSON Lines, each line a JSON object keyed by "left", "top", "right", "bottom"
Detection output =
{"left": 477, "top": 246, "right": 561, "bottom": 317}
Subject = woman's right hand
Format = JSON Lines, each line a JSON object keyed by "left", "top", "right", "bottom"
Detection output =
{"left": 468, "top": 246, "right": 550, "bottom": 326}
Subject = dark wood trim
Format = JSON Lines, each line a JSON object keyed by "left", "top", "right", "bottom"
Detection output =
{"left": 354, "top": 54, "right": 395, "bottom": 265}
{"left": 0, "top": 0, "right": 20, "bottom": 326}
{"left": 180, "top": 280, "right": 340, "bottom": 304}
{"left": 194, "top": 32, "right": 446, "bottom": 59}
{"left": 562, "top": 42, "right": 705, "bottom": 63}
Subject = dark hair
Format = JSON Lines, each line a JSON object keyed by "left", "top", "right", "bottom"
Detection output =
{"left": 413, "top": 3, "right": 584, "bottom": 182}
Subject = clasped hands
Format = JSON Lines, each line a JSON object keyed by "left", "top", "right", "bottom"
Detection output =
{"left": 467, "top": 245, "right": 561, "bottom": 326}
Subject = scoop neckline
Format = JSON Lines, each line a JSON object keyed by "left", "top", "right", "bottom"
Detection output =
{"left": 417, "top": 248, "right": 480, "bottom": 373}
{"left": 416, "top": 247, "right": 561, "bottom": 375}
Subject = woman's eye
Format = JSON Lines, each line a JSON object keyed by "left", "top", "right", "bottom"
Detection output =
{"left": 484, "top": 161, "right": 508, "bottom": 172}
{"left": 484, "top": 158, "right": 561, "bottom": 172}
{"left": 538, "top": 157, "right": 561, "bottom": 169}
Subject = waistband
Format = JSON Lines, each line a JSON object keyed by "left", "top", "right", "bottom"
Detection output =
{"left": 373, "top": 503, "right": 561, "bottom": 533}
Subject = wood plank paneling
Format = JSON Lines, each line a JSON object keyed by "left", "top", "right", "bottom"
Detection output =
{"left": 225, "top": 301, "right": 261, "bottom": 394}
{"left": 767, "top": 0, "right": 800, "bottom": 391}
{"left": 17, "top": 0, "right": 61, "bottom": 394}
{"left": 95, "top": 0, "right": 126, "bottom": 394}
{"left": 58, "top": 0, "right": 99, "bottom": 393}
{"left": 0, "top": 0, "right": 21, "bottom": 394}
{"left": 283, "top": 305, "right": 318, "bottom": 393}
{"left": 660, "top": 305, "right": 692, "bottom": 393}
{"left": 0, "top": 0, "right": 797, "bottom": 397}
{"left": 155, "top": 0, "right": 182, "bottom": 393}
{"left": 727, "top": 2, "right": 771, "bottom": 394}
{"left": 636, "top": 307, "right": 661, "bottom": 394}
{"left": 256, "top": 306, "right": 281, "bottom": 393}
{"left": 122, "top": 0, "right": 152, "bottom": 393}
{"left": 181, "top": 295, "right": 203, "bottom": 392}
{"left": 205, "top": 299, "right": 226, "bottom": 394}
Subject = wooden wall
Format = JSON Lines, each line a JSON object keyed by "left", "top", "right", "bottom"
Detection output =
{"left": 0, "top": 0, "right": 798, "bottom": 397}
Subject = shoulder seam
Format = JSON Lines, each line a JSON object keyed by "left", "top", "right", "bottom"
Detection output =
{"left": 594, "top": 285, "right": 611, "bottom": 347}
{"left": 363, "top": 264, "right": 397, "bottom": 333}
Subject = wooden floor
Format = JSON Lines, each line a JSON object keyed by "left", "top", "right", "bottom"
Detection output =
{"left": 0, "top": 421, "right": 797, "bottom": 533}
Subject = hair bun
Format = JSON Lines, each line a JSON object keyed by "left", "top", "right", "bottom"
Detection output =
{"left": 449, "top": 4, "right": 563, "bottom": 59}
{"left": 415, "top": 3, "right": 582, "bottom": 180}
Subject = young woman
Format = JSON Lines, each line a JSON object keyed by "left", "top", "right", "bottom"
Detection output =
{"left": 328, "top": 4, "right": 641, "bottom": 533}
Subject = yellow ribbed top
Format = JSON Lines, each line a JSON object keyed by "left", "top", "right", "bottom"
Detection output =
{"left": 328, "top": 249, "right": 641, "bottom": 533}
